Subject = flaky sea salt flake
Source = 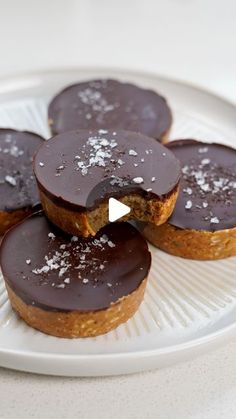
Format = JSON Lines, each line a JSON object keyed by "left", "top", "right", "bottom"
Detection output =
{"left": 184, "top": 187, "right": 192, "bottom": 195}
{"left": 210, "top": 217, "right": 220, "bottom": 224}
{"left": 201, "top": 158, "right": 211, "bottom": 165}
{"left": 201, "top": 183, "right": 211, "bottom": 192}
{"left": 83, "top": 278, "right": 89, "bottom": 284}
{"left": 185, "top": 200, "right": 192, "bottom": 210}
{"left": 129, "top": 149, "right": 138, "bottom": 156}
{"left": 133, "top": 177, "right": 144, "bottom": 184}
{"left": 64, "top": 278, "right": 70, "bottom": 284}
{"left": 5, "top": 175, "right": 16, "bottom": 186}
{"left": 48, "top": 232, "right": 56, "bottom": 239}
{"left": 56, "top": 283, "right": 65, "bottom": 289}
{"left": 198, "top": 147, "right": 209, "bottom": 154}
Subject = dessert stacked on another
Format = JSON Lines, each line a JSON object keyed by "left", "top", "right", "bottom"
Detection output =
{"left": 34, "top": 129, "right": 180, "bottom": 237}
{"left": 2, "top": 77, "right": 234, "bottom": 340}
{"left": 0, "top": 128, "right": 180, "bottom": 338}
{"left": 0, "top": 79, "right": 181, "bottom": 338}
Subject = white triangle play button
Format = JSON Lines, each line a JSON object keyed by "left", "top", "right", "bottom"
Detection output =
{"left": 108, "top": 198, "right": 131, "bottom": 222}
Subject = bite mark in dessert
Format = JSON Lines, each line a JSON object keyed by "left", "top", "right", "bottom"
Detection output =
{"left": 34, "top": 129, "right": 181, "bottom": 237}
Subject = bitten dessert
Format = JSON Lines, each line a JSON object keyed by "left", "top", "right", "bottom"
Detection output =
{"left": 0, "top": 212, "right": 151, "bottom": 338}
{"left": 143, "top": 139, "right": 236, "bottom": 260}
{"left": 48, "top": 79, "right": 172, "bottom": 142}
{"left": 0, "top": 129, "right": 44, "bottom": 235}
{"left": 34, "top": 129, "right": 181, "bottom": 237}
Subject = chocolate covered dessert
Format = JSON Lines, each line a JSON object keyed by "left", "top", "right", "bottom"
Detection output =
{"left": 0, "top": 129, "right": 44, "bottom": 235}
{"left": 143, "top": 139, "right": 236, "bottom": 260}
{"left": 0, "top": 212, "right": 151, "bottom": 337}
{"left": 34, "top": 129, "right": 181, "bottom": 237}
{"left": 48, "top": 79, "right": 172, "bottom": 142}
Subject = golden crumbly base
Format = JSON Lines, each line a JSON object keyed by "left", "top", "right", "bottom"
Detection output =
{"left": 143, "top": 222, "right": 236, "bottom": 260}
{"left": 160, "top": 128, "right": 170, "bottom": 144}
{"left": 5, "top": 279, "right": 147, "bottom": 338}
{"left": 39, "top": 187, "right": 179, "bottom": 237}
{"left": 48, "top": 119, "right": 171, "bottom": 144}
{"left": 0, "top": 208, "right": 32, "bottom": 236}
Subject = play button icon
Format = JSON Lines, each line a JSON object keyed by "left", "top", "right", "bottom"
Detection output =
{"left": 108, "top": 198, "right": 131, "bottom": 222}
{"left": 86, "top": 176, "right": 133, "bottom": 223}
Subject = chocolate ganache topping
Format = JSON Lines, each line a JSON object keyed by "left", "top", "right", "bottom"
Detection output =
{"left": 34, "top": 129, "right": 181, "bottom": 211}
{"left": 48, "top": 79, "right": 172, "bottom": 140}
{"left": 0, "top": 212, "right": 151, "bottom": 312}
{"left": 0, "top": 129, "right": 44, "bottom": 212}
{"left": 167, "top": 140, "right": 236, "bottom": 231}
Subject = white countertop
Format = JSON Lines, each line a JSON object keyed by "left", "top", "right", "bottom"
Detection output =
{"left": 0, "top": 0, "right": 236, "bottom": 417}
{"left": 1, "top": 342, "right": 236, "bottom": 419}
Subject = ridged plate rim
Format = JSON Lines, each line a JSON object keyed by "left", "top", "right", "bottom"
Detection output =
{"left": 0, "top": 67, "right": 236, "bottom": 376}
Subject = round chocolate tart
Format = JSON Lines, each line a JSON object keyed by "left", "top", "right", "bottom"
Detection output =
{"left": 0, "top": 212, "right": 151, "bottom": 338}
{"left": 34, "top": 129, "right": 181, "bottom": 237}
{"left": 48, "top": 79, "right": 172, "bottom": 142}
{"left": 143, "top": 139, "right": 236, "bottom": 260}
{"left": 0, "top": 129, "right": 44, "bottom": 235}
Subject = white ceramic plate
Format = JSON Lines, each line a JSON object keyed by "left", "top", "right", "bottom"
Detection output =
{"left": 0, "top": 68, "right": 236, "bottom": 377}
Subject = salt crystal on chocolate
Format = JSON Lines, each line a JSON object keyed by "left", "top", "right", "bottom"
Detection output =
{"left": 129, "top": 149, "right": 138, "bottom": 156}
{"left": 210, "top": 216, "right": 220, "bottom": 224}
{"left": 201, "top": 158, "right": 211, "bottom": 165}
{"left": 185, "top": 200, "right": 192, "bottom": 209}
{"left": 83, "top": 278, "right": 89, "bottom": 284}
{"left": 133, "top": 177, "right": 144, "bottom": 184}
{"left": 48, "top": 232, "right": 56, "bottom": 239}
{"left": 5, "top": 175, "right": 16, "bottom": 186}
{"left": 64, "top": 278, "right": 70, "bottom": 284}
{"left": 198, "top": 147, "right": 209, "bottom": 154}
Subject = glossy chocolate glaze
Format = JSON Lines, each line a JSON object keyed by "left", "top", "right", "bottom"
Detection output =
{"left": 167, "top": 140, "right": 236, "bottom": 231}
{"left": 48, "top": 79, "right": 172, "bottom": 140}
{"left": 34, "top": 129, "right": 181, "bottom": 211}
{"left": 0, "top": 212, "right": 151, "bottom": 312}
{"left": 0, "top": 129, "right": 44, "bottom": 212}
